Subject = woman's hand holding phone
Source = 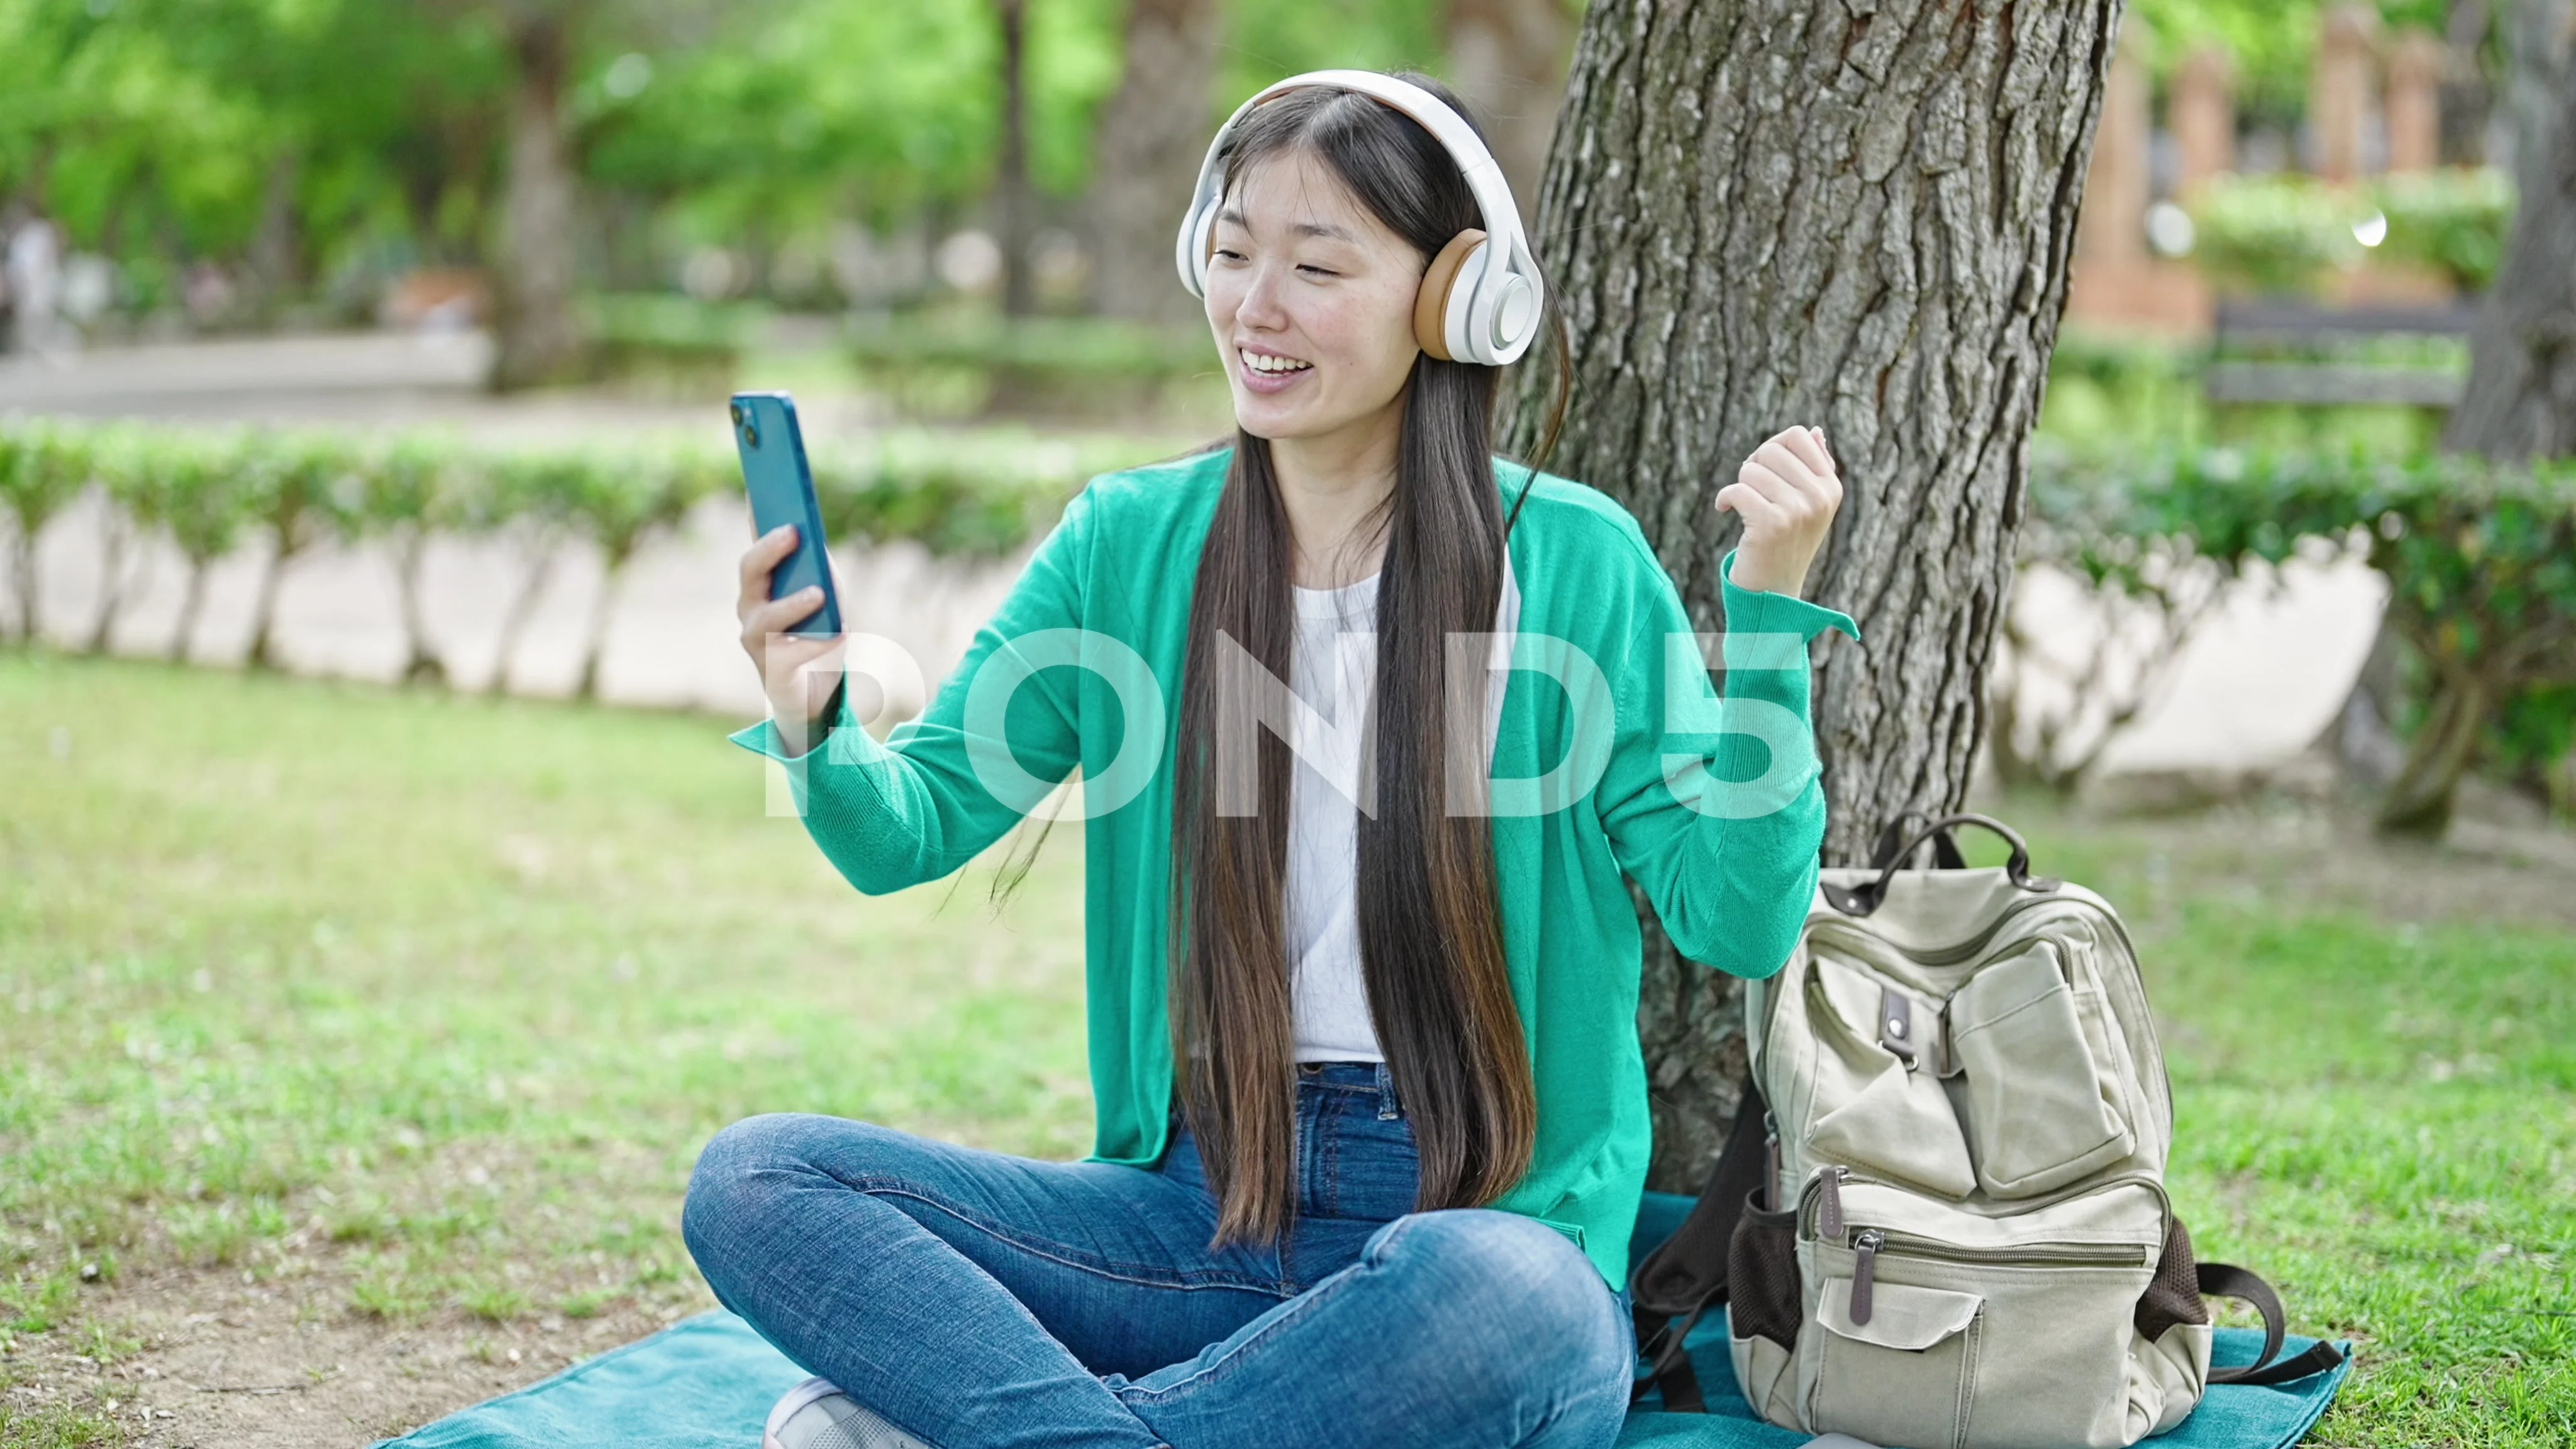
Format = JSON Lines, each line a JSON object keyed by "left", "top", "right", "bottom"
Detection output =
{"left": 737, "top": 523, "right": 846, "bottom": 757}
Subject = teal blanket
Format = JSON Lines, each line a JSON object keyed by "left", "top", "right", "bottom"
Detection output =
{"left": 378, "top": 1191, "right": 2349, "bottom": 1449}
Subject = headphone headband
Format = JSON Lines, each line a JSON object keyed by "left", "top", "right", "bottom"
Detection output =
{"left": 1173, "top": 69, "right": 1543, "bottom": 365}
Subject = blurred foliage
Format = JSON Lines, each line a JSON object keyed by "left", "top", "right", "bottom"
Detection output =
{"left": 0, "top": 414, "right": 1123, "bottom": 563}
{"left": 845, "top": 308, "right": 1208, "bottom": 372}
{"left": 0, "top": 414, "right": 1143, "bottom": 686}
{"left": 844, "top": 306, "right": 1223, "bottom": 419}
{"left": 0, "top": 0, "right": 1463, "bottom": 316}
{"left": 2371, "top": 167, "right": 2516, "bottom": 290}
{"left": 2025, "top": 440, "right": 2576, "bottom": 829}
{"left": 2185, "top": 175, "right": 2370, "bottom": 294}
{"left": 2126, "top": 0, "right": 2455, "bottom": 126}
{"left": 0, "top": 0, "right": 513, "bottom": 285}
{"left": 2182, "top": 169, "right": 2514, "bottom": 296}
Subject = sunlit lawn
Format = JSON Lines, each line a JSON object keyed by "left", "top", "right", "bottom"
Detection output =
{"left": 3, "top": 654, "right": 2570, "bottom": 1446}
{"left": 1, "top": 653, "right": 1093, "bottom": 1444}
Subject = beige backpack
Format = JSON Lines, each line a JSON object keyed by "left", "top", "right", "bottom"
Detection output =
{"left": 1627, "top": 814, "right": 2342, "bottom": 1449}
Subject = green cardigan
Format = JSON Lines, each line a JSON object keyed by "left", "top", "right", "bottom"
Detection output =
{"left": 730, "top": 445, "right": 1862, "bottom": 1291}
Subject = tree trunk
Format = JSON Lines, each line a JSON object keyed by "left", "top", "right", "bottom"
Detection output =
{"left": 2376, "top": 671, "right": 2490, "bottom": 835}
{"left": 2440, "top": 0, "right": 2494, "bottom": 166}
{"left": 486, "top": 530, "right": 560, "bottom": 695}
{"left": 167, "top": 558, "right": 208, "bottom": 664}
{"left": 245, "top": 536, "right": 295, "bottom": 672}
{"left": 2443, "top": 0, "right": 2576, "bottom": 460}
{"left": 1501, "top": 0, "right": 2123, "bottom": 1191}
{"left": 6, "top": 525, "right": 35, "bottom": 645}
{"left": 395, "top": 530, "right": 447, "bottom": 686}
{"left": 248, "top": 149, "right": 301, "bottom": 324}
{"left": 993, "top": 0, "right": 1040, "bottom": 318}
{"left": 1082, "top": 0, "right": 1219, "bottom": 323}
{"left": 491, "top": 11, "right": 584, "bottom": 391}
{"left": 573, "top": 540, "right": 634, "bottom": 701}
{"left": 1445, "top": 0, "right": 1575, "bottom": 236}
{"left": 84, "top": 501, "right": 136, "bottom": 654}
{"left": 2387, "top": 0, "right": 2576, "bottom": 831}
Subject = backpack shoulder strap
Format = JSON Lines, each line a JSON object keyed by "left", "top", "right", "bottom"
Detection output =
{"left": 2197, "top": 1263, "right": 2349, "bottom": 1386}
{"left": 1628, "top": 1078, "right": 1769, "bottom": 1412}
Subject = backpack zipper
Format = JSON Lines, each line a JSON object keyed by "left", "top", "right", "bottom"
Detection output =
{"left": 1843, "top": 1224, "right": 2145, "bottom": 1329}
{"left": 1850, "top": 1228, "right": 2151, "bottom": 1268}
{"left": 1850, "top": 1229, "right": 1882, "bottom": 1324}
{"left": 1816, "top": 1164, "right": 1848, "bottom": 1241}
{"left": 1800, "top": 1169, "right": 2169, "bottom": 1274}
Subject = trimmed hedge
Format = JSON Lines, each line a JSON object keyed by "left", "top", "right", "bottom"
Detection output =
{"left": 0, "top": 414, "right": 1160, "bottom": 696}
{"left": 843, "top": 310, "right": 1221, "bottom": 421}
{"left": 2185, "top": 168, "right": 2514, "bottom": 295}
{"left": 2025, "top": 440, "right": 2576, "bottom": 830}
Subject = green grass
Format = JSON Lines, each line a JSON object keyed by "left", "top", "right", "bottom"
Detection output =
{"left": 1968, "top": 811, "right": 2575, "bottom": 1445}
{"left": 1, "top": 652, "right": 1092, "bottom": 1443}
{"left": 3, "top": 653, "right": 2572, "bottom": 1445}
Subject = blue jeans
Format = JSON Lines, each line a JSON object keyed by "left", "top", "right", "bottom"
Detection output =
{"left": 682, "top": 1061, "right": 1636, "bottom": 1449}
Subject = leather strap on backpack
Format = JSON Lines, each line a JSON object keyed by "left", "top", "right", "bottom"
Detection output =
{"left": 2197, "top": 1263, "right": 2350, "bottom": 1386}
{"left": 1627, "top": 1078, "right": 1769, "bottom": 1412}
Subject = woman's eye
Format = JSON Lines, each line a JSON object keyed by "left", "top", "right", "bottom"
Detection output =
{"left": 1297, "top": 264, "right": 1337, "bottom": 277}
{"left": 1213, "top": 247, "right": 1245, "bottom": 262}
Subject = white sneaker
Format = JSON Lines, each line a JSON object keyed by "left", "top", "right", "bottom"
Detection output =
{"left": 762, "top": 1376, "right": 937, "bottom": 1449}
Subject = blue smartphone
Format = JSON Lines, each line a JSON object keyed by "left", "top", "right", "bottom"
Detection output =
{"left": 730, "top": 391, "right": 841, "bottom": 638}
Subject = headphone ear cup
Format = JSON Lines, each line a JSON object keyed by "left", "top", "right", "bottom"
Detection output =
{"left": 1472, "top": 265, "right": 1537, "bottom": 364}
{"left": 1413, "top": 229, "right": 1489, "bottom": 362}
{"left": 1178, "top": 204, "right": 1218, "bottom": 298}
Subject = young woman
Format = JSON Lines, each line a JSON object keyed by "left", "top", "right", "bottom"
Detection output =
{"left": 685, "top": 69, "right": 1855, "bottom": 1449}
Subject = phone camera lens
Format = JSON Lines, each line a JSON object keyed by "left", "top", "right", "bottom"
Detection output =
{"left": 729, "top": 402, "right": 745, "bottom": 428}
{"left": 741, "top": 421, "right": 762, "bottom": 448}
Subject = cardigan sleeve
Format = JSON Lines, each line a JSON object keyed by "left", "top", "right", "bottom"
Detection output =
{"left": 1593, "top": 545, "right": 1862, "bottom": 979}
{"left": 727, "top": 486, "right": 1096, "bottom": 894}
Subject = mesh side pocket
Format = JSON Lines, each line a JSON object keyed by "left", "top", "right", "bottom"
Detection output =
{"left": 1726, "top": 1188, "right": 1802, "bottom": 1353}
{"left": 2135, "top": 1214, "right": 2211, "bottom": 1343}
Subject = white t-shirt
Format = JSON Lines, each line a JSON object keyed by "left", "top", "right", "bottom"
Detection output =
{"left": 1284, "top": 554, "right": 1520, "bottom": 1063}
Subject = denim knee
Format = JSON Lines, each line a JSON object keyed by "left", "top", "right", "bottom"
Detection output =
{"left": 682, "top": 1112, "right": 838, "bottom": 1269}
{"left": 1364, "top": 1209, "right": 1629, "bottom": 1398}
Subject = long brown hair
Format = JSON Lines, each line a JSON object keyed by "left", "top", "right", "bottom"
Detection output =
{"left": 1167, "top": 72, "right": 1574, "bottom": 1250}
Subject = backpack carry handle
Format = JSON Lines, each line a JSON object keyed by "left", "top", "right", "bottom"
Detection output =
{"left": 1869, "top": 811, "right": 1968, "bottom": 872}
{"left": 1825, "top": 812, "right": 2059, "bottom": 918}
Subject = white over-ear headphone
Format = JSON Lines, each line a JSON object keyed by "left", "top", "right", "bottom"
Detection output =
{"left": 1173, "top": 69, "right": 1544, "bottom": 367}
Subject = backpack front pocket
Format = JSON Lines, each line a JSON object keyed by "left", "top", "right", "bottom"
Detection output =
{"left": 1804, "top": 1277, "right": 1982, "bottom": 1449}
{"left": 1949, "top": 939, "right": 2136, "bottom": 1197}
{"left": 1795, "top": 1174, "right": 2169, "bottom": 1449}
{"left": 1802, "top": 955, "right": 1977, "bottom": 1197}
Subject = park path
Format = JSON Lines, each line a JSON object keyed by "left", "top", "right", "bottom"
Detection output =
{"left": 1, "top": 329, "right": 2382, "bottom": 775}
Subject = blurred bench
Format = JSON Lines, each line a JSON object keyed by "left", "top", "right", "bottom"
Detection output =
{"left": 2202, "top": 297, "right": 2476, "bottom": 408}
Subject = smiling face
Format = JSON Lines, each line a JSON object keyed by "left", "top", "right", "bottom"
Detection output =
{"left": 1204, "top": 147, "right": 1428, "bottom": 447}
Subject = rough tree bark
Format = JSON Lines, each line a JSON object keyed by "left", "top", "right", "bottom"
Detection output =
{"left": 1445, "top": 0, "right": 1575, "bottom": 236}
{"left": 1500, "top": 0, "right": 2123, "bottom": 1191}
{"left": 2445, "top": 0, "right": 2576, "bottom": 462}
{"left": 491, "top": 9, "right": 585, "bottom": 390}
{"left": 1082, "top": 0, "right": 1219, "bottom": 323}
